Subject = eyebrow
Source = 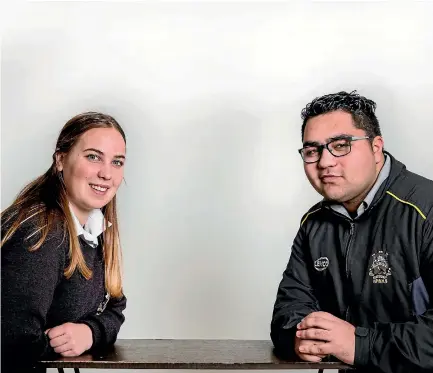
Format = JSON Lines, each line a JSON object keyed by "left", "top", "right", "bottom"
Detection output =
{"left": 302, "top": 141, "right": 321, "bottom": 147}
{"left": 302, "top": 133, "right": 353, "bottom": 148}
{"left": 83, "top": 148, "right": 126, "bottom": 160}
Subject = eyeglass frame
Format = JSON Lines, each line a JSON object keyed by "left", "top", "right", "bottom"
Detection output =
{"left": 298, "top": 135, "right": 371, "bottom": 164}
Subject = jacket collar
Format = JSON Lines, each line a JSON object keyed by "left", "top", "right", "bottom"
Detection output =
{"left": 368, "top": 151, "right": 406, "bottom": 208}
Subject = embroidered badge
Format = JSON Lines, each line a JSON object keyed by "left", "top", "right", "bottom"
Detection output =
{"left": 96, "top": 292, "right": 110, "bottom": 315}
{"left": 369, "top": 251, "right": 392, "bottom": 284}
{"left": 314, "top": 257, "right": 329, "bottom": 271}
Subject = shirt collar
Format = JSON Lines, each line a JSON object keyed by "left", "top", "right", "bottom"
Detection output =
{"left": 69, "top": 204, "right": 111, "bottom": 247}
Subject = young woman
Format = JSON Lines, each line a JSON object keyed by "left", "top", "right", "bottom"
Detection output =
{"left": 1, "top": 112, "right": 127, "bottom": 373}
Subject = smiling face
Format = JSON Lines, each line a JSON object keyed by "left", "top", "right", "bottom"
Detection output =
{"left": 302, "top": 110, "right": 384, "bottom": 212}
{"left": 56, "top": 127, "right": 126, "bottom": 224}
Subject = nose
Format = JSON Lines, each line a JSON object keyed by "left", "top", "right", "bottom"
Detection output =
{"left": 317, "top": 147, "right": 337, "bottom": 169}
{"left": 97, "top": 162, "right": 112, "bottom": 180}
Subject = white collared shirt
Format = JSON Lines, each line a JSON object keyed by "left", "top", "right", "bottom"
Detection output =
{"left": 69, "top": 205, "right": 111, "bottom": 247}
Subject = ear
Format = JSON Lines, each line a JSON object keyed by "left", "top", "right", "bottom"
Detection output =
{"left": 55, "top": 152, "right": 65, "bottom": 172}
{"left": 371, "top": 136, "right": 384, "bottom": 163}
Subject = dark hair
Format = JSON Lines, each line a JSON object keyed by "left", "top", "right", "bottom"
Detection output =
{"left": 1, "top": 112, "right": 126, "bottom": 297}
{"left": 300, "top": 91, "right": 382, "bottom": 140}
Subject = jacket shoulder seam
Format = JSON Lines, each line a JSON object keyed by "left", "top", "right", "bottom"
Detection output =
{"left": 300, "top": 208, "right": 321, "bottom": 226}
{"left": 386, "top": 190, "right": 427, "bottom": 220}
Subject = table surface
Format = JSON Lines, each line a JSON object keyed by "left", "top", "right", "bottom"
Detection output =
{"left": 38, "top": 339, "right": 353, "bottom": 370}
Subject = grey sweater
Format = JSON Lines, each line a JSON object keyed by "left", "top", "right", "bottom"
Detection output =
{"left": 1, "top": 216, "right": 127, "bottom": 373}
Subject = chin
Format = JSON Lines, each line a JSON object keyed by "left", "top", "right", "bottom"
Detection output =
{"left": 320, "top": 188, "right": 345, "bottom": 202}
{"left": 87, "top": 199, "right": 111, "bottom": 210}
{"left": 325, "top": 195, "right": 345, "bottom": 203}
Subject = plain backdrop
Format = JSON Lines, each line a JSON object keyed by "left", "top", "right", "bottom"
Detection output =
{"left": 1, "top": 1, "right": 433, "bottom": 373}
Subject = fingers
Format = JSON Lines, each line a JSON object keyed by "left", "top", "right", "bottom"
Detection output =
{"left": 46, "top": 323, "right": 72, "bottom": 354}
{"left": 296, "top": 328, "right": 332, "bottom": 341}
{"left": 298, "top": 316, "right": 334, "bottom": 331}
{"left": 296, "top": 352, "right": 324, "bottom": 363}
{"left": 54, "top": 342, "right": 74, "bottom": 354}
{"left": 299, "top": 342, "right": 332, "bottom": 356}
{"left": 60, "top": 350, "right": 80, "bottom": 357}
{"left": 46, "top": 322, "right": 91, "bottom": 358}
{"left": 47, "top": 324, "right": 66, "bottom": 339}
{"left": 296, "top": 338, "right": 328, "bottom": 359}
{"left": 49, "top": 334, "right": 69, "bottom": 348}
{"left": 308, "top": 311, "right": 338, "bottom": 321}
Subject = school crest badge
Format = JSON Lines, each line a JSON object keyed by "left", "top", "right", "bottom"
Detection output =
{"left": 369, "top": 251, "right": 391, "bottom": 284}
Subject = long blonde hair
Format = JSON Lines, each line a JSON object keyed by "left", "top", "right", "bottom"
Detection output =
{"left": 1, "top": 112, "right": 125, "bottom": 298}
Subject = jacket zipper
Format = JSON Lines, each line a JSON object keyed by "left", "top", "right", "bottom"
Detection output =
{"left": 345, "top": 222, "right": 355, "bottom": 278}
{"left": 322, "top": 207, "right": 355, "bottom": 277}
{"left": 345, "top": 222, "right": 355, "bottom": 321}
{"left": 323, "top": 206, "right": 360, "bottom": 321}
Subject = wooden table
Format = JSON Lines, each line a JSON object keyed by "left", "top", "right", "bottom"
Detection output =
{"left": 38, "top": 339, "right": 353, "bottom": 371}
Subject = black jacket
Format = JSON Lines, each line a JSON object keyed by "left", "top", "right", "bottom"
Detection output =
{"left": 1, "top": 216, "right": 126, "bottom": 373}
{"left": 271, "top": 153, "right": 433, "bottom": 373}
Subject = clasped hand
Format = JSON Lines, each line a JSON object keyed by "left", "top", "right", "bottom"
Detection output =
{"left": 294, "top": 311, "right": 355, "bottom": 365}
{"left": 45, "top": 322, "right": 93, "bottom": 357}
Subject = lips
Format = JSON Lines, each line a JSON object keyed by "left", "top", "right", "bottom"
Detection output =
{"left": 89, "top": 183, "right": 110, "bottom": 193}
{"left": 320, "top": 175, "right": 340, "bottom": 178}
{"left": 320, "top": 175, "right": 341, "bottom": 183}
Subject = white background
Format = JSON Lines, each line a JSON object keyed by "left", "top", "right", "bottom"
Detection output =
{"left": 2, "top": 1, "right": 433, "bottom": 372}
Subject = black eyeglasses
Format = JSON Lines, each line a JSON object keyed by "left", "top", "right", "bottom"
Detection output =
{"left": 298, "top": 136, "right": 371, "bottom": 164}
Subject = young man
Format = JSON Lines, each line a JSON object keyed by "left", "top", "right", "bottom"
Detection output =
{"left": 271, "top": 91, "right": 433, "bottom": 373}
